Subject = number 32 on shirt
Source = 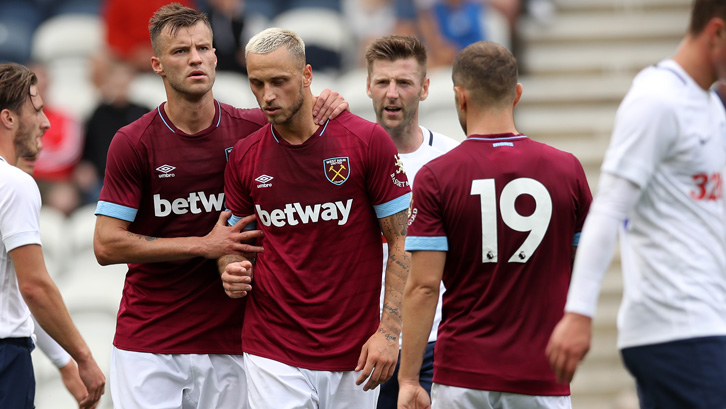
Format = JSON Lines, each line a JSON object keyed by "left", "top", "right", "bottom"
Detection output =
{"left": 691, "top": 172, "right": 723, "bottom": 201}
{"left": 471, "top": 178, "right": 552, "bottom": 264}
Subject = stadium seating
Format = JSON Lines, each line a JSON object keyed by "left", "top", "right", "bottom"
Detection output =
{"left": 271, "top": 7, "right": 353, "bottom": 72}
{"left": 0, "top": 1, "right": 44, "bottom": 64}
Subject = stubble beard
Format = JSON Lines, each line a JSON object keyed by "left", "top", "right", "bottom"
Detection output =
{"left": 169, "top": 72, "right": 214, "bottom": 101}
{"left": 270, "top": 85, "right": 305, "bottom": 125}
{"left": 14, "top": 120, "right": 38, "bottom": 160}
{"left": 379, "top": 105, "right": 416, "bottom": 140}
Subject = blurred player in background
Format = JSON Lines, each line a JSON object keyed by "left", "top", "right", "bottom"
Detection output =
{"left": 547, "top": 1, "right": 726, "bottom": 408}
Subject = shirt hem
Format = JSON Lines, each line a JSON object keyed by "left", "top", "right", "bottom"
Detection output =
{"left": 433, "top": 369, "right": 570, "bottom": 396}
{"left": 243, "top": 347, "right": 357, "bottom": 372}
{"left": 113, "top": 341, "right": 243, "bottom": 355}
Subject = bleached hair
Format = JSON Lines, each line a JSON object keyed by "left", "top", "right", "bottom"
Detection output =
{"left": 245, "top": 27, "right": 306, "bottom": 68}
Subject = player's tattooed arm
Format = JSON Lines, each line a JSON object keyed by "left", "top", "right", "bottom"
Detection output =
{"left": 379, "top": 209, "right": 410, "bottom": 337}
{"left": 354, "top": 209, "right": 410, "bottom": 390}
{"left": 127, "top": 232, "right": 158, "bottom": 242}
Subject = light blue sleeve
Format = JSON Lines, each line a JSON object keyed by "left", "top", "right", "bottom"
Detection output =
{"left": 95, "top": 201, "right": 137, "bottom": 222}
{"left": 374, "top": 192, "right": 412, "bottom": 218}
{"left": 405, "top": 236, "right": 448, "bottom": 252}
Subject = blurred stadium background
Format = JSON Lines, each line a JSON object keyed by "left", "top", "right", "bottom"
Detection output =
{"left": 0, "top": 0, "right": 692, "bottom": 407}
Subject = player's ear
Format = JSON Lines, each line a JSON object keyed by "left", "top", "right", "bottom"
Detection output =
{"left": 513, "top": 83, "right": 523, "bottom": 108}
{"left": 0, "top": 108, "right": 16, "bottom": 130}
{"left": 366, "top": 76, "right": 373, "bottom": 98}
{"left": 303, "top": 64, "right": 313, "bottom": 88}
{"left": 453, "top": 85, "right": 467, "bottom": 111}
{"left": 151, "top": 56, "right": 164, "bottom": 76}
{"left": 420, "top": 76, "right": 430, "bottom": 102}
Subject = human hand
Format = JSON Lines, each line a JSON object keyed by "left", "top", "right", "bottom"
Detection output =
{"left": 202, "top": 212, "right": 264, "bottom": 259}
{"left": 355, "top": 327, "right": 399, "bottom": 391}
{"left": 221, "top": 260, "right": 254, "bottom": 298}
{"left": 76, "top": 357, "right": 105, "bottom": 408}
{"left": 313, "top": 89, "right": 348, "bottom": 125}
{"left": 397, "top": 380, "right": 431, "bottom": 409}
{"left": 59, "top": 359, "right": 98, "bottom": 409}
{"left": 545, "top": 312, "right": 592, "bottom": 383}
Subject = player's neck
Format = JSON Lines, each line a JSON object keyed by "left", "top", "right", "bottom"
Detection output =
{"left": 673, "top": 35, "right": 716, "bottom": 91}
{"left": 0, "top": 131, "right": 18, "bottom": 166}
{"left": 0, "top": 140, "right": 16, "bottom": 166}
{"left": 387, "top": 122, "right": 423, "bottom": 154}
{"left": 465, "top": 107, "right": 518, "bottom": 137}
{"left": 164, "top": 92, "right": 216, "bottom": 135}
{"left": 274, "top": 92, "right": 319, "bottom": 145}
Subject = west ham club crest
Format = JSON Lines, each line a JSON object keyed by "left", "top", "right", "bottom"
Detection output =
{"left": 324, "top": 157, "right": 350, "bottom": 185}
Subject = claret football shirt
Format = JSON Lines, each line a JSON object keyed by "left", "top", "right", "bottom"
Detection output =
{"left": 97, "top": 101, "right": 267, "bottom": 354}
{"left": 406, "top": 133, "right": 591, "bottom": 395}
{"left": 225, "top": 111, "right": 411, "bottom": 370}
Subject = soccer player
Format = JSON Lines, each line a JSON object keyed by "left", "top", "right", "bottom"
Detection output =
{"left": 547, "top": 1, "right": 726, "bottom": 407}
{"left": 0, "top": 62, "right": 106, "bottom": 409}
{"left": 92, "top": 5, "right": 347, "bottom": 409}
{"left": 16, "top": 153, "right": 99, "bottom": 408}
{"left": 399, "top": 41, "right": 592, "bottom": 409}
{"left": 219, "top": 28, "right": 412, "bottom": 409}
{"left": 364, "top": 34, "right": 459, "bottom": 408}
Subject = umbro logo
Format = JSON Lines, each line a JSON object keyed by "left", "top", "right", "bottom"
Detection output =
{"left": 156, "top": 164, "right": 176, "bottom": 178}
{"left": 256, "top": 174, "right": 273, "bottom": 188}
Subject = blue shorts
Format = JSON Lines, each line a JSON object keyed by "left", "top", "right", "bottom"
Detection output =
{"left": 377, "top": 341, "right": 435, "bottom": 409}
{"left": 0, "top": 337, "right": 35, "bottom": 409}
{"left": 621, "top": 336, "right": 726, "bottom": 409}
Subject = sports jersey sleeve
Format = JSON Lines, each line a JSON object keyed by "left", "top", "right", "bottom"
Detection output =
{"left": 367, "top": 125, "right": 412, "bottom": 218}
{"left": 405, "top": 165, "right": 447, "bottom": 252}
{"left": 95, "top": 130, "right": 145, "bottom": 222}
{"left": 565, "top": 173, "right": 641, "bottom": 317}
{"left": 224, "top": 143, "right": 254, "bottom": 226}
{"left": 601, "top": 90, "right": 677, "bottom": 189}
{"left": 572, "top": 154, "right": 593, "bottom": 245}
{"left": 0, "top": 169, "right": 41, "bottom": 252}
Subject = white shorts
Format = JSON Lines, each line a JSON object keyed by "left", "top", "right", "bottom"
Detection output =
{"left": 111, "top": 347, "right": 247, "bottom": 409}
{"left": 244, "top": 353, "right": 379, "bottom": 409}
{"left": 431, "top": 383, "right": 571, "bottom": 409}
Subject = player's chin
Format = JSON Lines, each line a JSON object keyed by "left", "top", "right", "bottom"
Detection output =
{"left": 185, "top": 82, "right": 213, "bottom": 96}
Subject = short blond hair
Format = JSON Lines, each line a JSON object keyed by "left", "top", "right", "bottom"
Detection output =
{"left": 245, "top": 27, "right": 306, "bottom": 69}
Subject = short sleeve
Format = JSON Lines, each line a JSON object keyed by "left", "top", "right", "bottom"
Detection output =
{"left": 95, "top": 130, "right": 145, "bottom": 222}
{"left": 405, "top": 164, "right": 447, "bottom": 251}
{"left": 366, "top": 125, "right": 412, "bottom": 218}
{"left": 601, "top": 91, "right": 678, "bottom": 188}
{"left": 224, "top": 142, "right": 255, "bottom": 224}
{"left": 572, "top": 155, "right": 593, "bottom": 235}
{"left": 0, "top": 169, "right": 41, "bottom": 252}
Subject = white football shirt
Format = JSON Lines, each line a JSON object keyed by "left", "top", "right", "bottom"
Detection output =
{"left": 568, "top": 60, "right": 726, "bottom": 348}
{"left": 0, "top": 156, "right": 41, "bottom": 339}
{"left": 381, "top": 126, "right": 460, "bottom": 344}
